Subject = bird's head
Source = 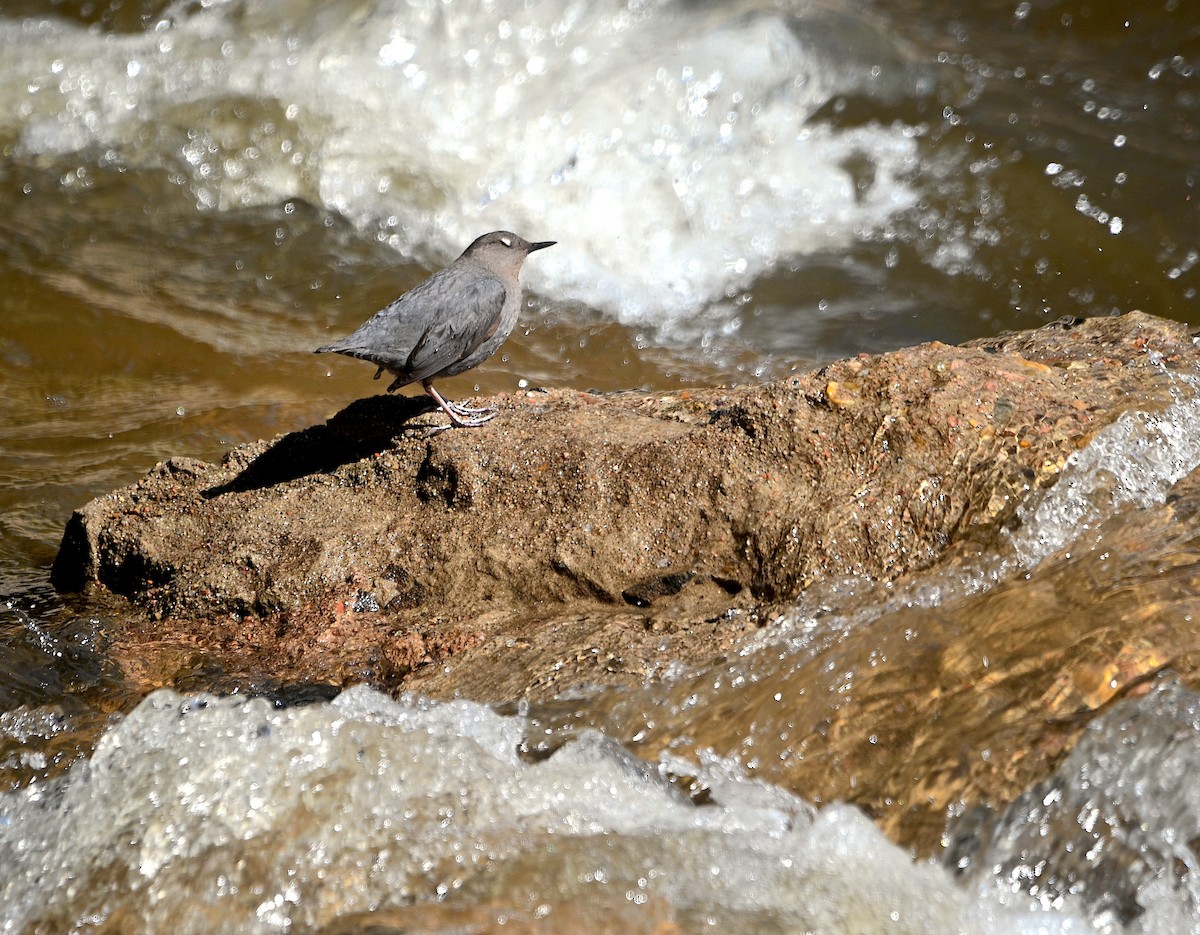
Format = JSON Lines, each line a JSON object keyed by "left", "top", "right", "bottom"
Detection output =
{"left": 461, "top": 231, "right": 555, "bottom": 276}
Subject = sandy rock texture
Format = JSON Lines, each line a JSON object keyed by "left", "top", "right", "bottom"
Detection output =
{"left": 53, "top": 312, "right": 1195, "bottom": 695}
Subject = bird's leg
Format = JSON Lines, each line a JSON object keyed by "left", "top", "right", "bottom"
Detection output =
{"left": 423, "top": 382, "right": 496, "bottom": 416}
{"left": 422, "top": 380, "right": 497, "bottom": 428}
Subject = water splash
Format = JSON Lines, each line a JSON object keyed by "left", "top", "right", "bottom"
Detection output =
{"left": 1006, "top": 367, "right": 1200, "bottom": 567}
{"left": 0, "top": 0, "right": 936, "bottom": 337}
{"left": 950, "top": 680, "right": 1200, "bottom": 934}
{"left": 0, "top": 685, "right": 1088, "bottom": 933}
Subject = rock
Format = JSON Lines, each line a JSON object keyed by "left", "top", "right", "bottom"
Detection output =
{"left": 52, "top": 313, "right": 1196, "bottom": 674}
{"left": 59, "top": 314, "right": 1192, "bottom": 621}
{"left": 48, "top": 311, "right": 1200, "bottom": 853}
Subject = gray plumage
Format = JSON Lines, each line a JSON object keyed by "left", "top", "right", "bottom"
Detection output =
{"left": 315, "top": 230, "right": 554, "bottom": 428}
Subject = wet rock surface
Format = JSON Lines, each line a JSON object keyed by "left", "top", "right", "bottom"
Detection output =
{"left": 51, "top": 311, "right": 1200, "bottom": 851}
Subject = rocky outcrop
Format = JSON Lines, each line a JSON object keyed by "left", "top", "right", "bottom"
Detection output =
{"left": 59, "top": 313, "right": 1192, "bottom": 620}
{"left": 50, "top": 311, "right": 1200, "bottom": 852}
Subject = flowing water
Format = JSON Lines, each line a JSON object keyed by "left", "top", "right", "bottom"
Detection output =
{"left": 1, "top": 0, "right": 1199, "bottom": 931}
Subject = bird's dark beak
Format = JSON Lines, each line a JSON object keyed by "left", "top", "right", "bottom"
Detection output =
{"left": 528, "top": 240, "right": 556, "bottom": 252}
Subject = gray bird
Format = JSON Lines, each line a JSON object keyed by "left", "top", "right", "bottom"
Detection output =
{"left": 315, "top": 231, "right": 555, "bottom": 428}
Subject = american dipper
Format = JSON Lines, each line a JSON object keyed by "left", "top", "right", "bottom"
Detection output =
{"left": 315, "top": 231, "right": 554, "bottom": 428}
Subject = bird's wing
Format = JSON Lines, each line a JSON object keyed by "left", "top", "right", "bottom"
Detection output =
{"left": 400, "top": 274, "right": 508, "bottom": 383}
{"left": 316, "top": 271, "right": 507, "bottom": 387}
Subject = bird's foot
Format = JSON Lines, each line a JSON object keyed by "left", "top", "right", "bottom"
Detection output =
{"left": 422, "top": 380, "right": 499, "bottom": 429}
{"left": 421, "top": 409, "right": 495, "bottom": 435}
{"left": 445, "top": 399, "right": 497, "bottom": 418}
{"left": 443, "top": 408, "right": 497, "bottom": 428}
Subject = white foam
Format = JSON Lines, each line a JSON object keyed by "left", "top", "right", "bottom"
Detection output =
{"left": 0, "top": 1, "right": 930, "bottom": 337}
{"left": 0, "top": 686, "right": 1089, "bottom": 933}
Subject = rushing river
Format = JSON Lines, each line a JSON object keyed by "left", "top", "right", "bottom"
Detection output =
{"left": 1, "top": 0, "right": 1199, "bottom": 931}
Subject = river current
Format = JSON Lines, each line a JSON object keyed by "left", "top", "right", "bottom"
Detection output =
{"left": 1, "top": 0, "right": 1199, "bottom": 931}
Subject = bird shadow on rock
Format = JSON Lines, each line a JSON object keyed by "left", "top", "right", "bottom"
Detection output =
{"left": 202, "top": 394, "right": 438, "bottom": 498}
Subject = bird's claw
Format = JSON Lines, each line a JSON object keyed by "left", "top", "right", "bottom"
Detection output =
{"left": 446, "top": 401, "right": 497, "bottom": 418}
{"left": 445, "top": 409, "right": 497, "bottom": 428}
{"left": 422, "top": 380, "right": 499, "bottom": 430}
